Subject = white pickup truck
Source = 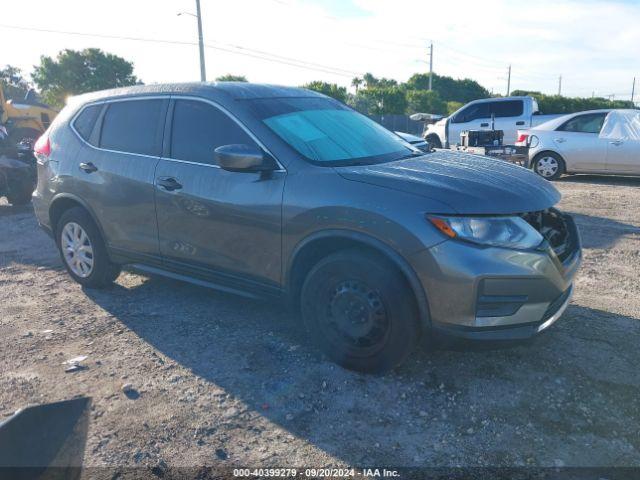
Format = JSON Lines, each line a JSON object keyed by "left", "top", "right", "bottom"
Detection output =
{"left": 425, "top": 96, "right": 561, "bottom": 148}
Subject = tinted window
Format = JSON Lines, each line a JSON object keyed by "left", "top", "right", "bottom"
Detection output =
{"left": 100, "top": 99, "right": 165, "bottom": 155}
{"left": 452, "top": 103, "right": 490, "bottom": 123}
{"left": 490, "top": 100, "right": 523, "bottom": 117}
{"left": 170, "top": 100, "right": 257, "bottom": 165}
{"left": 73, "top": 104, "right": 102, "bottom": 141}
{"left": 250, "top": 97, "right": 412, "bottom": 165}
{"left": 558, "top": 113, "right": 607, "bottom": 133}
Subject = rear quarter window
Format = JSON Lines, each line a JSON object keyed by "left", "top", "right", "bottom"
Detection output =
{"left": 73, "top": 104, "right": 102, "bottom": 142}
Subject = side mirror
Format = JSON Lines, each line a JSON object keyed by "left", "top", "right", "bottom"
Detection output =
{"left": 214, "top": 144, "right": 274, "bottom": 172}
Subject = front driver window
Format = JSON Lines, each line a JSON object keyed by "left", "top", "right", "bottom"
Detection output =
{"left": 452, "top": 103, "right": 490, "bottom": 123}
{"left": 558, "top": 113, "right": 608, "bottom": 134}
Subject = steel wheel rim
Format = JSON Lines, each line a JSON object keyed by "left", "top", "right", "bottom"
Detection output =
{"left": 536, "top": 156, "right": 559, "bottom": 178}
{"left": 61, "top": 222, "right": 94, "bottom": 278}
{"left": 321, "top": 279, "right": 390, "bottom": 355}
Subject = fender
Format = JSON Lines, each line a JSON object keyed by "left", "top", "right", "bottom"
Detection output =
{"left": 286, "top": 229, "right": 432, "bottom": 330}
{"left": 48, "top": 192, "right": 109, "bottom": 248}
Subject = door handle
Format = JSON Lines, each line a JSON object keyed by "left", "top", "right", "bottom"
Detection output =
{"left": 516, "top": 121, "right": 525, "bottom": 126}
{"left": 79, "top": 162, "right": 98, "bottom": 173}
{"left": 156, "top": 177, "right": 182, "bottom": 191}
{"left": 480, "top": 123, "right": 489, "bottom": 127}
{"left": 610, "top": 140, "right": 624, "bottom": 146}
{"left": 554, "top": 138, "right": 566, "bottom": 143}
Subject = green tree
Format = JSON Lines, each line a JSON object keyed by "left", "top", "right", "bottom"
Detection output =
{"left": 405, "top": 73, "right": 489, "bottom": 103}
{"left": 302, "top": 81, "right": 348, "bottom": 103}
{"left": 406, "top": 90, "right": 447, "bottom": 115}
{"left": 351, "top": 76, "right": 363, "bottom": 93}
{"left": 215, "top": 74, "right": 248, "bottom": 82}
{"left": 510, "top": 90, "right": 635, "bottom": 114}
{"left": 354, "top": 86, "right": 407, "bottom": 115}
{"left": 446, "top": 101, "right": 464, "bottom": 115}
{"left": 0, "top": 65, "right": 32, "bottom": 101}
{"left": 32, "top": 48, "right": 139, "bottom": 108}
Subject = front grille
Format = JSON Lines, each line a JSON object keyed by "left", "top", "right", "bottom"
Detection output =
{"left": 521, "top": 208, "right": 577, "bottom": 262}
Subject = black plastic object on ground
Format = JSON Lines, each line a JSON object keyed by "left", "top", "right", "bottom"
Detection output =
{"left": 0, "top": 397, "right": 91, "bottom": 480}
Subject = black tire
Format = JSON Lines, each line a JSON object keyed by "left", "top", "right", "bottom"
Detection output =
{"left": 300, "top": 249, "right": 420, "bottom": 373}
{"left": 532, "top": 152, "right": 565, "bottom": 181}
{"left": 56, "top": 207, "right": 121, "bottom": 288}
{"left": 6, "top": 178, "right": 34, "bottom": 205}
{"left": 426, "top": 134, "right": 442, "bottom": 149}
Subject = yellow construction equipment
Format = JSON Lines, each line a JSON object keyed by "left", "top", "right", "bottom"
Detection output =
{"left": 0, "top": 81, "right": 58, "bottom": 148}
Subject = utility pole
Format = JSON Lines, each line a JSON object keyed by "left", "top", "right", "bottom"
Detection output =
{"left": 195, "top": 0, "right": 207, "bottom": 82}
{"left": 632, "top": 77, "right": 636, "bottom": 103}
{"left": 428, "top": 42, "right": 433, "bottom": 91}
{"left": 558, "top": 75, "right": 562, "bottom": 96}
{"left": 506, "top": 65, "right": 511, "bottom": 96}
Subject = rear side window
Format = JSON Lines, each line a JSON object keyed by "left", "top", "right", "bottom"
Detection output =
{"left": 170, "top": 100, "right": 256, "bottom": 165}
{"left": 490, "top": 100, "right": 523, "bottom": 118}
{"left": 100, "top": 99, "right": 166, "bottom": 156}
{"left": 73, "top": 104, "right": 102, "bottom": 141}
{"left": 557, "top": 113, "right": 608, "bottom": 134}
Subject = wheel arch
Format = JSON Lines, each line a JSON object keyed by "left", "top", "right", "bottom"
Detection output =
{"left": 48, "top": 194, "right": 107, "bottom": 244}
{"left": 286, "top": 230, "right": 431, "bottom": 330}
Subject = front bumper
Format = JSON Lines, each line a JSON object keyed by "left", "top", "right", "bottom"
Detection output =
{"left": 409, "top": 213, "right": 581, "bottom": 340}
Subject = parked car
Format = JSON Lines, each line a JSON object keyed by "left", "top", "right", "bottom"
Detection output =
{"left": 394, "top": 131, "right": 431, "bottom": 152}
{"left": 516, "top": 109, "right": 640, "bottom": 180}
{"left": 32, "top": 83, "right": 581, "bottom": 373}
{"left": 425, "top": 96, "right": 561, "bottom": 148}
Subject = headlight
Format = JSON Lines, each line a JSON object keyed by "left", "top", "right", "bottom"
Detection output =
{"left": 428, "top": 215, "right": 543, "bottom": 250}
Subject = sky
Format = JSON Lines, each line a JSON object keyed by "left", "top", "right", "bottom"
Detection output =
{"left": 1, "top": 0, "right": 638, "bottom": 100}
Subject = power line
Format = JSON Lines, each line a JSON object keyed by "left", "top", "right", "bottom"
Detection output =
{"left": 0, "top": 23, "right": 363, "bottom": 79}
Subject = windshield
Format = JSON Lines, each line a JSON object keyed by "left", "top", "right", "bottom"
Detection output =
{"left": 247, "top": 97, "right": 416, "bottom": 166}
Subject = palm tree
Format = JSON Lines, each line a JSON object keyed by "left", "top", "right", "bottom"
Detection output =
{"left": 351, "top": 77, "right": 363, "bottom": 94}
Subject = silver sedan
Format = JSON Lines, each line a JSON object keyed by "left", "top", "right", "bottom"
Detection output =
{"left": 516, "top": 109, "right": 640, "bottom": 180}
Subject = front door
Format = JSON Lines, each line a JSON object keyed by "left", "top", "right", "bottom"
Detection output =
{"left": 154, "top": 98, "right": 285, "bottom": 293}
{"left": 552, "top": 112, "right": 609, "bottom": 172}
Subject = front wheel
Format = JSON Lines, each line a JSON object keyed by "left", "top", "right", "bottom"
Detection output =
{"left": 301, "top": 249, "right": 420, "bottom": 373}
{"left": 533, "top": 152, "right": 565, "bottom": 180}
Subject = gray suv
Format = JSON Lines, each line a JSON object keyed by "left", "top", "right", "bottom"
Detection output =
{"left": 32, "top": 83, "right": 581, "bottom": 373}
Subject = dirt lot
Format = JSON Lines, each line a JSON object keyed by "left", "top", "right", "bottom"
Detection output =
{"left": 1, "top": 175, "right": 639, "bottom": 475}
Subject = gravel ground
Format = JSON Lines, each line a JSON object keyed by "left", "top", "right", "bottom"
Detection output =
{"left": 1, "top": 174, "right": 639, "bottom": 476}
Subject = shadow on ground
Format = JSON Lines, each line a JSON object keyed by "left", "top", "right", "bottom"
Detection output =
{"left": 569, "top": 212, "right": 640, "bottom": 249}
{"left": 84, "top": 274, "right": 640, "bottom": 466}
{"left": 558, "top": 174, "right": 640, "bottom": 188}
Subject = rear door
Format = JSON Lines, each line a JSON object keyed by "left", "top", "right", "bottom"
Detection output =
{"left": 489, "top": 100, "right": 525, "bottom": 144}
{"left": 553, "top": 112, "right": 609, "bottom": 172}
{"left": 154, "top": 98, "right": 285, "bottom": 293}
{"left": 72, "top": 97, "right": 168, "bottom": 258}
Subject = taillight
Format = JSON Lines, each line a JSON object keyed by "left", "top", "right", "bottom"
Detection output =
{"left": 34, "top": 135, "right": 51, "bottom": 160}
{"left": 516, "top": 133, "right": 529, "bottom": 144}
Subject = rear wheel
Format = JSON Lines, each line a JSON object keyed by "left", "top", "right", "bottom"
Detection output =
{"left": 56, "top": 207, "right": 121, "bottom": 288}
{"left": 300, "top": 249, "right": 420, "bottom": 373}
{"left": 533, "top": 152, "right": 565, "bottom": 180}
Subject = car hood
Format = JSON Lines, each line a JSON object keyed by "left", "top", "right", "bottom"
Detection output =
{"left": 335, "top": 150, "right": 561, "bottom": 215}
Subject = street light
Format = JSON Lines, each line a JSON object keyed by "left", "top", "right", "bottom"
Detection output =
{"left": 177, "top": 0, "right": 206, "bottom": 82}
